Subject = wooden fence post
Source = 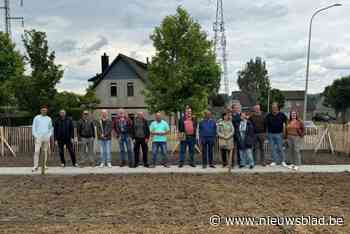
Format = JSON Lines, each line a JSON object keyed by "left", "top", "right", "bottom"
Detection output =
{"left": 0, "top": 126, "right": 4, "bottom": 157}
{"left": 347, "top": 123, "right": 350, "bottom": 156}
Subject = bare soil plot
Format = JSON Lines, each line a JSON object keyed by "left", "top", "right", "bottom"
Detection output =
{"left": 0, "top": 173, "right": 349, "bottom": 233}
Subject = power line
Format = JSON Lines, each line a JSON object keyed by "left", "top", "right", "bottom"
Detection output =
{"left": 213, "top": 0, "right": 229, "bottom": 95}
{"left": 0, "top": 0, "right": 24, "bottom": 38}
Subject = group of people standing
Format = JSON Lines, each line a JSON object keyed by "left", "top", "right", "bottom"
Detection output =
{"left": 227, "top": 102, "right": 305, "bottom": 170}
{"left": 178, "top": 103, "right": 305, "bottom": 170}
{"left": 31, "top": 106, "right": 171, "bottom": 171}
{"left": 31, "top": 102, "right": 305, "bottom": 171}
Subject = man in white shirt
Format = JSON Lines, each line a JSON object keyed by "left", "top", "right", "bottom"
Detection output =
{"left": 32, "top": 105, "right": 53, "bottom": 172}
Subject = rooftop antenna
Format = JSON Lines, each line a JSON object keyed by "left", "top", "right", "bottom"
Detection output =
{"left": 0, "top": 0, "right": 25, "bottom": 38}
{"left": 213, "top": 0, "right": 229, "bottom": 95}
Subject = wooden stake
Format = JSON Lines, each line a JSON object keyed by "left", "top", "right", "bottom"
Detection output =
{"left": 228, "top": 149, "right": 233, "bottom": 173}
{"left": 0, "top": 127, "right": 16, "bottom": 157}
{"left": 0, "top": 126, "right": 4, "bottom": 157}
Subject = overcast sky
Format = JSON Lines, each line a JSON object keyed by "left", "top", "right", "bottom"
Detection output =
{"left": 5, "top": 0, "right": 350, "bottom": 94}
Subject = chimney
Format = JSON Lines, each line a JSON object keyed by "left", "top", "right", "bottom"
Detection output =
{"left": 146, "top": 57, "right": 149, "bottom": 66}
{"left": 101, "top": 53, "right": 109, "bottom": 73}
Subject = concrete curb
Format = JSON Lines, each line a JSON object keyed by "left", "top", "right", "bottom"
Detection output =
{"left": 0, "top": 165, "right": 349, "bottom": 175}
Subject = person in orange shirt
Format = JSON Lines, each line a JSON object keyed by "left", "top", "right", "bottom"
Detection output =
{"left": 286, "top": 111, "right": 305, "bottom": 170}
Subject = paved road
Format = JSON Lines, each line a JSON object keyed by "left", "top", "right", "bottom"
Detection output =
{"left": 0, "top": 165, "right": 349, "bottom": 175}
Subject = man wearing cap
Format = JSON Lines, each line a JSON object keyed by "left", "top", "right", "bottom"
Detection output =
{"left": 77, "top": 110, "right": 96, "bottom": 166}
{"left": 32, "top": 105, "right": 53, "bottom": 172}
{"left": 54, "top": 109, "right": 78, "bottom": 167}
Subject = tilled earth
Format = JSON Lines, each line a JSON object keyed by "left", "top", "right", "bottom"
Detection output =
{"left": 1, "top": 151, "right": 350, "bottom": 167}
{"left": 0, "top": 173, "right": 349, "bottom": 233}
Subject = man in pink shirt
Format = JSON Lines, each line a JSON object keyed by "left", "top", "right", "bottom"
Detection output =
{"left": 178, "top": 108, "right": 197, "bottom": 167}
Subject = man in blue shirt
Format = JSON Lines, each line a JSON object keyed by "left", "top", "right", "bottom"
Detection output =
{"left": 32, "top": 105, "right": 53, "bottom": 172}
{"left": 149, "top": 112, "right": 170, "bottom": 168}
{"left": 199, "top": 111, "right": 217, "bottom": 168}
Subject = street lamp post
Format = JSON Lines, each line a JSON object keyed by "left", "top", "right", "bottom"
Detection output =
{"left": 303, "top": 3, "right": 342, "bottom": 122}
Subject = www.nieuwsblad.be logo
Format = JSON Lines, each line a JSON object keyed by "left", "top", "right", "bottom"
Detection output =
{"left": 209, "top": 215, "right": 345, "bottom": 226}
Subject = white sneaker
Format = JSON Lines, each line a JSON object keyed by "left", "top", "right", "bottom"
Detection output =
{"left": 107, "top": 163, "right": 112, "bottom": 168}
{"left": 281, "top": 162, "right": 288, "bottom": 168}
{"left": 270, "top": 162, "right": 277, "bottom": 166}
{"left": 32, "top": 167, "right": 38, "bottom": 172}
{"left": 99, "top": 163, "right": 105, "bottom": 168}
{"left": 292, "top": 165, "right": 299, "bottom": 171}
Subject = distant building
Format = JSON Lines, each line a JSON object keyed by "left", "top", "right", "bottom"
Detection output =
{"left": 230, "top": 90, "right": 305, "bottom": 117}
{"left": 88, "top": 53, "right": 151, "bottom": 119}
{"left": 280, "top": 90, "right": 305, "bottom": 117}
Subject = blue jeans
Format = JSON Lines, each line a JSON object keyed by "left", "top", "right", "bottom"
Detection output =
{"left": 179, "top": 136, "right": 195, "bottom": 164}
{"left": 239, "top": 149, "right": 254, "bottom": 167}
{"left": 201, "top": 137, "right": 214, "bottom": 166}
{"left": 152, "top": 142, "right": 168, "bottom": 164}
{"left": 99, "top": 140, "right": 111, "bottom": 164}
{"left": 119, "top": 134, "right": 132, "bottom": 162}
{"left": 268, "top": 133, "right": 285, "bottom": 164}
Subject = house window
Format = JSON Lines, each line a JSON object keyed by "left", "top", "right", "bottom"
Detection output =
{"left": 127, "top": 82, "right": 134, "bottom": 97}
{"left": 110, "top": 83, "right": 117, "bottom": 97}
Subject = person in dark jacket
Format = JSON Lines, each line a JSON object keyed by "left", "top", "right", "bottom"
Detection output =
{"left": 178, "top": 108, "right": 197, "bottom": 168}
{"left": 231, "top": 103, "right": 241, "bottom": 167}
{"left": 77, "top": 110, "right": 96, "bottom": 166}
{"left": 131, "top": 112, "right": 150, "bottom": 168}
{"left": 54, "top": 110, "right": 77, "bottom": 167}
{"left": 250, "top": 104, "right": 267, "bottom": 166}
{"left": 113, "top": 109, "right": 133, "bottom": 167}
{"left": 199, "top": 110, "right": 217, "bottom": 168}
{"left": 236, "top": 112, "right": 255, "bottom": 169}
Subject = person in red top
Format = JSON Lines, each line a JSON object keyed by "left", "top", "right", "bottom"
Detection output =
{"left": 286, "top": 111, "right": 305, "bottom": 170}
{"left": 178, "top": 108, "right": 197, "bottom": 167}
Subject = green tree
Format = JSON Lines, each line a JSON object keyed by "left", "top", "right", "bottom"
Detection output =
{"left": 52, "top": 87, "right": 100, "bottom": 119}
{"left": 323, "top": 75, "right": 350, "bottom": 123}
{"left": 13, "top": 30, "right": 63, "bottom": 115}
{"left": 307, "top": 93, "right": 320, "bottom": 113}
{"left": 0, "top": 32, "right": 24, "bottom": 107}
{"left": 210, "top": 93, "right": 227, "bottom": 107}
{"left": 237, "top": 57, "right": 270, "bottom": 110}
{"left": 54, "top": 86, "right": 99, "bottom": 112}
{"left": 54, "top": 91, "right": 82, "bottom": 110}
{"left": 80, "top": 85, "right": 100, "bottom": 110}
{"left": 144, "top": 7, "right": 221, "bottom": 115}
{"left": 269, "top": 89, "right": 285, "bottom": 110}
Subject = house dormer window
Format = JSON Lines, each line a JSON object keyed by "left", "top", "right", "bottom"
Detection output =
{"left": 127, "top": 82, "right": 134, "bottom": 97}
{"left": 110, "top": 83, "right": 117, "bottom": 97}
